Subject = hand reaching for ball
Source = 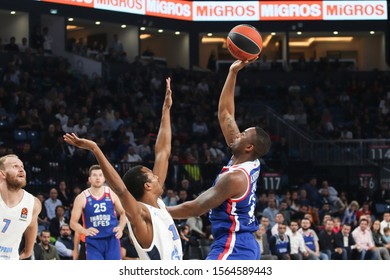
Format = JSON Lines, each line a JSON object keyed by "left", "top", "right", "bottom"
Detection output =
{"left": 230, "top": 57, "right": 259, "bottom": 74}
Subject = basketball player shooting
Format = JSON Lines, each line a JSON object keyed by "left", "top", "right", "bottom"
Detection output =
{"left": 167, "top": 59, "right": 271, "bottom": 260}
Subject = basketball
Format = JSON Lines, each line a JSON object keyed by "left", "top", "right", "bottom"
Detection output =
{"left": 227, "top": 24, "right": 263, "bottom": 61}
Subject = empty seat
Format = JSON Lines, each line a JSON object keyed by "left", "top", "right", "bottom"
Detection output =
{"left": 13, "top": 130, "right": 27, "bottom": 141}
{"left": 27, "top": 130, "right": 39, "bottom": 141}
{"left": 0, "top": 120, "right": 8, "bottom": 130}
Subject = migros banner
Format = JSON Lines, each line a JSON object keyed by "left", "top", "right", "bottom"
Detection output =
{"left": 37, "top": 0, "right": 388, "bottom": 21}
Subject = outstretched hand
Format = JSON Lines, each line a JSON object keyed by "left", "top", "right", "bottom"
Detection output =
{"left": 164, "top": 77, "right": 173, "bottom": 109}
{"left": 229, "top": 57, "right": 258, "bottom": 74}
{"left": 63, "top": 133, "right": 97, "bottom": 151}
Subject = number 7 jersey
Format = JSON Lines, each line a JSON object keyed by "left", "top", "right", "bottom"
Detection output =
{"left": 0, "top": 190, "right": 35, "bottom": 260}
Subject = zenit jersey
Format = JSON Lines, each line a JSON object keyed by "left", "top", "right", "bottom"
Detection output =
{"left": 209, "top": 158, "right": 261, "bottom": 240}
{"left": 127, "top": 198, "right": 183, "bottom": 260}
{"left": 82, "top": 186, "right": 118, "bottom": 238}
{"left": 0, "top": 190, "right": 35, "bottom": 260}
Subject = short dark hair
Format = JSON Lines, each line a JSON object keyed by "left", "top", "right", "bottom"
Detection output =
{"left": 89, "top": 164, "right": 101, "bottom": 176}
{"left": 40, "top": 230, "right": 51, "bottom": 236}
{"left": 122, "top": 165, "right": 148, "bottom": 200}
{"left": 254, "top": 126, "right": 271, "bottom": 157}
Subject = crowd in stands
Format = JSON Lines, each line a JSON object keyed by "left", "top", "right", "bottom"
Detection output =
{"left": 0, "top": 30, "right": 389, "bottom": 260}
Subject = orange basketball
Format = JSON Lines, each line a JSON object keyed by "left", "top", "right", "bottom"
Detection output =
{"left": 227, "top": 24, "right": 263, "bottom": 61}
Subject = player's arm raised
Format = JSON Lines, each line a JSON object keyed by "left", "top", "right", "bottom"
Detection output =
{"left": 63, "top": 134, "right": 147, "bottom": 232}
{"left": 167, "top": 170, "right": 247, "bottom": 219}
{"left": 153, "top": 77, "right": 172, "bottom": 186}
{"left": 218, "top": 60, "right": 255, "bottom": 146}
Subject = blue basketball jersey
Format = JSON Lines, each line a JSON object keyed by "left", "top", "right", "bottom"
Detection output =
{"left": 82, "top": 186, "right": 119, "bottom": 238}
{"left": 208, "top": 158, "right": 261, "bottom": 260}
{"left": 273, "top": 234, "right": 289, "bottom": 254}
{"left": 299, "top": 229, "right": 318, "bottom": 252}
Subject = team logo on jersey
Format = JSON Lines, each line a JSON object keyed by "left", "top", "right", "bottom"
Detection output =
{"left": 105, "top": 193, "right": 111, "bottom": 201}
{"left": 19, "top": 208, "right": 28, "bottom": 221}
{"left": 171, "top": 245, "right": 181, "bottom": 260}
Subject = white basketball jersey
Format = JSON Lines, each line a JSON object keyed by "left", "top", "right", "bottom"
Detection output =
{"left": 0, "top": 190, "right": 35, "bottom": 260}
{"left": 127, "top": 198, "right": 183, "bottom": 260}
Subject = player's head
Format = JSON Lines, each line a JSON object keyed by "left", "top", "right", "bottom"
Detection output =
{"left": 88, "top": 165, "right": 105, "bottom": 188}
{"left": 0, "top": 154, "right": 26, "bottom": 190}
{"left": 122, "top": 165, "right": 161, "bottom": 200}
{"left": 229, "top": 126, "right": 271, "bottom": 159}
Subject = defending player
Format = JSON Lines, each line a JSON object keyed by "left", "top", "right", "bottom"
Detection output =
{"left": 64, "top": 77, "right": 182, "bottom": 260}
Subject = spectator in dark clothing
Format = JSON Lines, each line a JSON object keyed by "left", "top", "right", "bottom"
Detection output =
{"left": 49, "top": 205, "right": 69, "bottom": 239}
{"left": 4, "top": 37, "right": 19, "bottom": 52}
{"left": 318, "top": 219, "right": 347, "bottom": 259}
{"left": 300, "top": 176, "right": 320, "bottom": 207}
{"left": 57, "top": 180, "right": 72, "bottom": 213}
{"left": 373, "top": 181, "right": 390, "bottom": 215}
{"left": 120, "top": 236, "right": 139, "bottom": 260}
{"left": 335, "top": 223, "right": 359, "bottom": 259}
{"left": 356, "top": 178, "right": 374, "bottom": 206}
{"left": 167, "top": 154, "right": 186, "bottom": 190}
{"left": 36, "top": 193, "right": 50, "bottom": 233}
{"left": 55, "top": 224, "right": 74, "bottom": 260}
{"left": 31, "top": 25, "right": 44, "bottom": 52}
{"left": 42, "top": 123, "right": 61, "bottom": 158}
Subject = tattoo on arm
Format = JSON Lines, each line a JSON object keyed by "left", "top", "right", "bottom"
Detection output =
{"left": 226, "top": 116, "right": 234, "bottom": 129}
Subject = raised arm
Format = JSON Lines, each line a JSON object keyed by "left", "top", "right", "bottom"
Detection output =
{"left": 153, "top": 77, "right": 172, "bottom": 186}
{"left": 218, "top": 60, "right": 254, "bottom": 146}
{"left": 63, "top": 134, "right": 145, "bottom": 230}
{"left": 167, "top": 170, "right": 246, "bottom": 219}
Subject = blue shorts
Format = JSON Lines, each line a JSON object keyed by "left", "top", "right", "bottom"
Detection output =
{"left": 206, "top": 232, "right": 260, "bottom": 260}
{"left": 85, "top": 235, "right": 121, "bottom": 260}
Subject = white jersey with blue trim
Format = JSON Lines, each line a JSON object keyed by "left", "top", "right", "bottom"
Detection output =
{"left": 0, "top": 190, "right": 35, "bottom": 260}
{"left": 209, "top": 158, "right": 261, "bottom": 239}
{"left": 127, "top": 198, "right": 183, "bottom": 260}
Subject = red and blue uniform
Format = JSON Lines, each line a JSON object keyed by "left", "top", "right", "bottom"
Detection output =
{"left": 208, "top": 159, "right": 261, "bottom": 260}
{"left": 82, "top": 186, "right": 121, "bottom": 260}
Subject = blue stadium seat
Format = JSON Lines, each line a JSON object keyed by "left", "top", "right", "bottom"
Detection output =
{"left": 0, "top": 120, "right": 8, "bottom": 130}
{"left": 27, "top": 130, "right": 39, "bottom": 141}
{"left": 13, "top": 130, "right": 27, "bottom": 141}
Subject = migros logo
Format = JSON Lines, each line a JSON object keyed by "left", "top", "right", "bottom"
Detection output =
{"left": 40, "top": 0, "right": 94, "bottom": 8}
{"left": 146, "top": 0, "right": 192, "bottom": 20}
